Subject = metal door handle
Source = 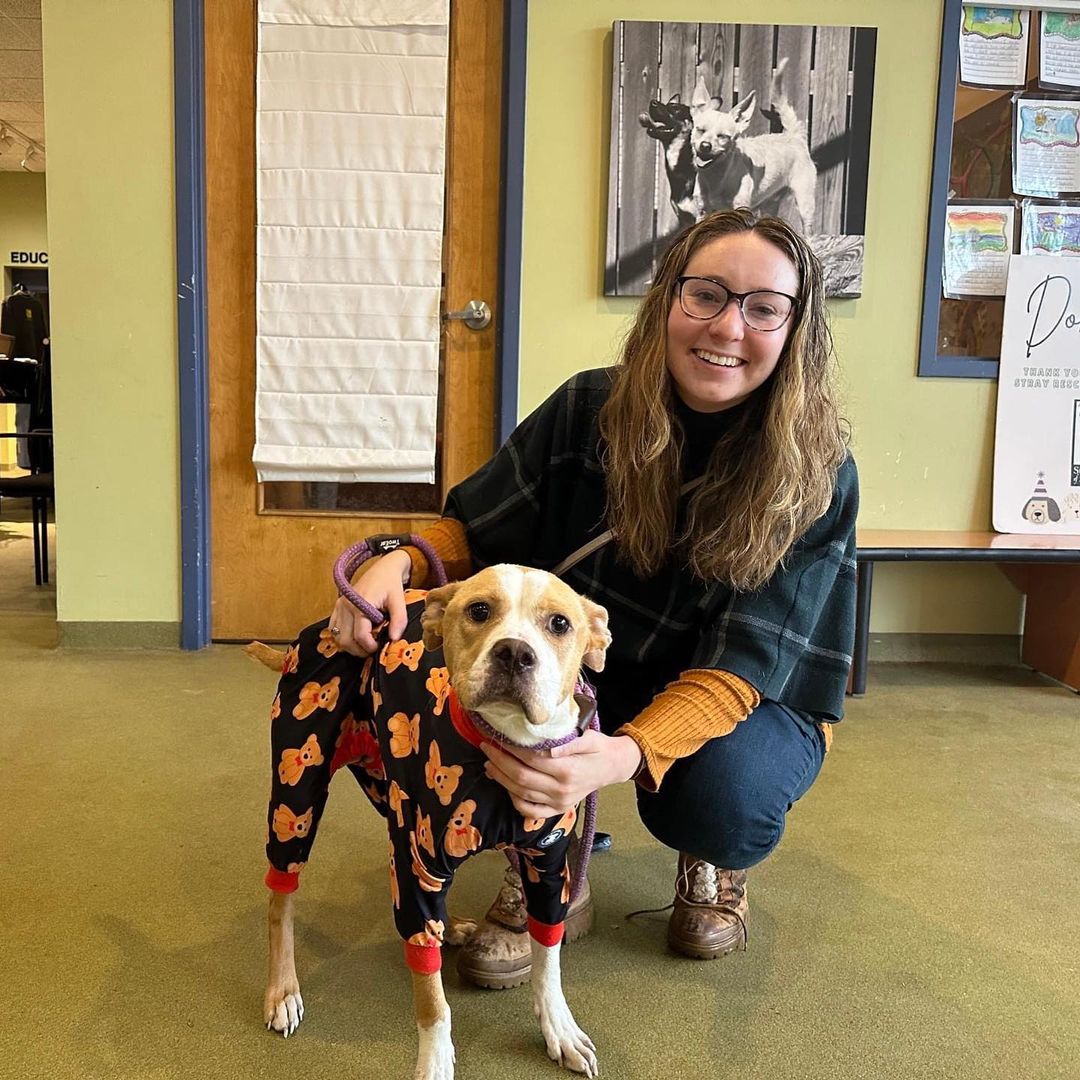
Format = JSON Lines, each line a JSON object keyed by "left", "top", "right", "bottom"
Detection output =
{"left": 444, "top": 299, "right": 491, "bottom": 330}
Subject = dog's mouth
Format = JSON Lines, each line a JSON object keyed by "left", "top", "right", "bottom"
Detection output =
{"left": 640, "top": 113, "right": 677, "bottom": 138}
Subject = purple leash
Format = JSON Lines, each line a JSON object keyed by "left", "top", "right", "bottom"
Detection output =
{"left": 333, "top": 533, "right": 448, "bottom": 624}
{"left": 333, "top": 534, "right": 599, "bottom": 904}
{"left": 459, "top": 682, "right": 600, "bottom": 904}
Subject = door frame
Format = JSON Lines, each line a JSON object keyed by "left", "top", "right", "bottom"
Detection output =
{"left": 173, "top": 0, "right": 529, "bottom": 649}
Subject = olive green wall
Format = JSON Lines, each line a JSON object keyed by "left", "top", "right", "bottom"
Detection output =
{"left": 520, "top": 0, "right": 1021, "bottom": 635}
{"left": 0, "top": 172, "right": 48, "bottom": 276}
{"left": 40, "top": 0, "right": 179, "bottom": 631}
{"left": 27, "top": 1, "right": 1018, "bottom": 638}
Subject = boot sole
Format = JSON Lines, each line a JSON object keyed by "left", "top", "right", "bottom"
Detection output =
{"left": 666, "top": 929, "right": 742, "bottom": 960}
{"left": 457, "top": 902, "right": 595, "bottom": 990}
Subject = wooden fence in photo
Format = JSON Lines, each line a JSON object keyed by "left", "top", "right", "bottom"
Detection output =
{"left": 605, "top": 21, "right": 861, "bottom": 296}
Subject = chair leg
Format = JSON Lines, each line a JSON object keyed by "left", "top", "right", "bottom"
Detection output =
{"left": 40, "top": 496, "right": 50, "bottom": 585}
{"left": 31, "top": 496, "right": 43, "bottom": 586}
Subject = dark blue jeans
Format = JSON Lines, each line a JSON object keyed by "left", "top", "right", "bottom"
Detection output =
{"left": 613, "top": 700, "right": 827, "bottom": 870}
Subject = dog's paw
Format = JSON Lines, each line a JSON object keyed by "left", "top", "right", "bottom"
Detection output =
{"left": 264, "top": 983, "right": 305, "bottom": 1039}
{"left": 443, "top": 915, "right": 479, "bottom": 946}
{"left": 535, "top": 1001, "right": 598, "bottom": 1077}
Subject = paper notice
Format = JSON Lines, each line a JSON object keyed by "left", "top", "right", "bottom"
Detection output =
{"left": 992, "top": 255, "right": 1080, "bottom": 534}
{"left": 959, "top": 6, "right": 1029, "bottom": 88}
{"left": 1013, "top": 98, "right": 1080, "bottom": 197}
{"left": 1040, "top": 12, "right": 1080, "bottom": 90}
{"left": 943, "top": 203, "right": 1014, "bottom": 297}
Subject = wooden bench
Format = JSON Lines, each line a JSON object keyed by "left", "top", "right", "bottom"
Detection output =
{"left": 851, "top": 530, "right": 1080, "bottom": 695}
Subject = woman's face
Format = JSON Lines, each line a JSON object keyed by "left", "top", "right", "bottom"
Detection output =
{"left": 665, "top": 230, "right": 800, "bottom": 413}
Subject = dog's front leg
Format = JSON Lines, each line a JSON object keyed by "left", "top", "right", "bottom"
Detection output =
{"left": 412, "top": 969, "right": 454, "bottom": 1080}
{"left": 531, "top": 938, "right": 598, "bottom": 1077}
{"left": 731, "top": 173, "right": 756, "bottom": 210}
{"left": 265, "top": 891, "right": 304, "bottom": 1037}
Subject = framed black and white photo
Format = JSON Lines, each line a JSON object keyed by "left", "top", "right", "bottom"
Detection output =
{"left": 604, "top": 21, "right": 878, "bottom": 298}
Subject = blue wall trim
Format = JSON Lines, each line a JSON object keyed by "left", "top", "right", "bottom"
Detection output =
{"left": 498, "top": 0, "right": 528, "bottom": 444}
{"left": 174, "top": 0, "right": 211, "bottom": 649}
{"left": 917, "top": 0, "right": 999, "bottom": 380}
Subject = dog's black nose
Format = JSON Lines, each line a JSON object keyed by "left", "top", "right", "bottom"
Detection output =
{"left": 698, "top": 140, "right": 711, "bottom": 156}
{"left": 491, "top": 638, "right": 537, "bottom": 675}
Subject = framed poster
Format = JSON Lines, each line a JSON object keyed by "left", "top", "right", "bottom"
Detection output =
{"left": 604, "top": 21, "right": 877, "bottom": 298}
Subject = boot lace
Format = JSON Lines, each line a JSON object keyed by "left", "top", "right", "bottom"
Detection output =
{"left": 625, "top": 857, "right": 748, "bottom": 949}
{"left": 492, "top": 866, "right": 525, "bottom": 919}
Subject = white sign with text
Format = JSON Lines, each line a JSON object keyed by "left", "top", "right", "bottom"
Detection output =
{"left": 993, "top": 254, "right": 1080, "bottom": 533}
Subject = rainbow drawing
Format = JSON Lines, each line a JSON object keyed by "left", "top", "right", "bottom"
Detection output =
{"left": 947, "top": 210, "right": 1009, "bottom": 253}
{"left": 1018, "top": 105, "right": 1080, "bottom": 149}
{"left": 962, "top": 7, "right": 1024, "bottom": 40}
{"left": 1044, "top": 13, "right": 1080, "bottom": 42}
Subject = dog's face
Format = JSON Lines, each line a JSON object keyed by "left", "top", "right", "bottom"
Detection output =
{"left": 690, "top": 75, "right": 756, "bottom": 168}
{"left": 1022, "top": 496, "right": 1061, "bottom": 524}
{"left": 420, "top": 565, "right": 611, "bottom": 747}
{"left": 639, "top": 95, "right": 693, "bottom": 141}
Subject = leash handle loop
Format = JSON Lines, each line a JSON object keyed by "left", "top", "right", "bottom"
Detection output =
{"left": 333, "top": 533, "right": 449, "bottom": 625}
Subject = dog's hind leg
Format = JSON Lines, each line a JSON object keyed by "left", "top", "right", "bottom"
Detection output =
{"left": 790, "top": 167, "right": 817, "bottom": 233}
{"left": 265, "top": 891, "right": 304, "bottom": 1037}
{"left": 262, "top": 620, "right": 365, "bottom": 1035}
{"left": 412, "top": 969, "right": 455, "bottom": 1080}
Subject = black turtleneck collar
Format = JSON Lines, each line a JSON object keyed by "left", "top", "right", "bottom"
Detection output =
{"left": 673, "top": 393, "right": 753, "bottom": 477}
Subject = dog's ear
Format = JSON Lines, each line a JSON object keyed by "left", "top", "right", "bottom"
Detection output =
{"left": 579, "top": 597, "right": 612, "bottom": 673}
{"left": 731, "top": 91, "right": 757, "bottom": 130}
{"left": 668, "top": 93, "right": 681, "bottom": 104}
{"left": 421, "top": 582, "right": 460, "bottom": 650}
{"left": 690, "top": 73, "right": 711, "bottom": 110}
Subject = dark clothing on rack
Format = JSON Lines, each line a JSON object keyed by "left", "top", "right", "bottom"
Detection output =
{"left": 1, "top": 290, "right": 47, "bottom": 361}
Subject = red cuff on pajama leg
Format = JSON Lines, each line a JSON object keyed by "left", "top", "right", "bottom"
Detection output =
{"left": 404, "top": 942, "right": 443, "bottom": 973}
{"left": 527, "top": 916, "right": 564, "bottom": 947}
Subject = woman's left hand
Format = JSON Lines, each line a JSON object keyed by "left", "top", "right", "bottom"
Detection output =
{"left": 481, "top": 730, "right": 643, "bottom": 818}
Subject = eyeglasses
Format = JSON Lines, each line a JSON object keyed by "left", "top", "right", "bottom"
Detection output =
{"left": 675, "top": 276, "right": 798, "bottom": 332}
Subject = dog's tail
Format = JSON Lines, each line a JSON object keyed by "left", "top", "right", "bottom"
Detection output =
{"left": 244, "top": 640, "right": 287, "bottom": 672}
{"left": 771, "top": 57, "right": 805, "bottom": 136}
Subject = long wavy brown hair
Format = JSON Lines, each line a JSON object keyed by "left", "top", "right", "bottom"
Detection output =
{"left": 598, "top": 209, "right": 849, "bottom": 590}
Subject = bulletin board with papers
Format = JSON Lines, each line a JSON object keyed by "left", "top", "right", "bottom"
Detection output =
{"left": 920, "top": 1, "right": 1080, "bottom": 377}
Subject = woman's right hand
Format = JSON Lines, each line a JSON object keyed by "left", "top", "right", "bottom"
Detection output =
{"left": 328, "top": 549, "right": 412, "bottom": 656}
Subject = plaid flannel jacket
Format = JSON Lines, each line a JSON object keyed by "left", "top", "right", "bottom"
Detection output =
{"left": 444, "top": 368, "right": 859, "bottom": 723}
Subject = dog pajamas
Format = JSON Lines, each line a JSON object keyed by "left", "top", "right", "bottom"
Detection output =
{"left": 265, "top": 594, "right": 578, "bottom": 972}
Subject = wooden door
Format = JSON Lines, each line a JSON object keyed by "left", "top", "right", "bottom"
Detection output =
{"left": 205, "top": 0, "right": 502, "bottom": 640}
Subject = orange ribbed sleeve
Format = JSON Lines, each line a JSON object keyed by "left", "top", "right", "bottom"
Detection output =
{"left": 402, "top": 518, "right": 473, "bottom": 588}
{"left": 616, "top": 670, "right": 761, "bottom": 793}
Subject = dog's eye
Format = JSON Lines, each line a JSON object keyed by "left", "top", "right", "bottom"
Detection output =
{"left": 466, "top": 601, "right": 490, "bottom": 623}
{"left": 547, "top": 614, "right": 572, "bottom": 636}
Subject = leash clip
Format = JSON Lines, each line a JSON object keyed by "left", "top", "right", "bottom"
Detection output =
{"left": 333, "top": 533, "right": 450, "bottom": 626}
{"left": 366, "top": 533, "right": 409, "bottom": 556}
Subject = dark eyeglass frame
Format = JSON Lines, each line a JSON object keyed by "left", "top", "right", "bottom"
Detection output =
{"left": 674, "top": 275, "right": 799, "bottom": 332}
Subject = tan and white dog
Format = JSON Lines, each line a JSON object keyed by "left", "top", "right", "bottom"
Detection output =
{"left": 689, "top": 58, "right": 817, "bottom": 231}
{"left": 255, "top": 564, "right": 611, "bottom": 1080}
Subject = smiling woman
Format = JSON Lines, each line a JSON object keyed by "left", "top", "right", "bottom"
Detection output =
{"left": 320, "top": 208, "right": 859, "bottom": 983}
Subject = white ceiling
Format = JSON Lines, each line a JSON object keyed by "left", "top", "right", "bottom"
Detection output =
{"left": 0, "top": 0, "right": 44, "bottom": 172}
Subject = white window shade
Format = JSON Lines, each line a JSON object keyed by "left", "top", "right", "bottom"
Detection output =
{"left": 254, "top": 0, "right": 449, "bottom": 484}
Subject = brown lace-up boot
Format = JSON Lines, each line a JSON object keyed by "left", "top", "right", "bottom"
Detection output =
{"left": 455, "top": 860, "right": 594, "bottom": 990}
{"left": 666, "top": 853, "right": 748, "bottom": 960}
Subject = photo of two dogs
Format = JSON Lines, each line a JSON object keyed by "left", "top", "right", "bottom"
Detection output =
{"left": 638, "top": 59, "right": 818, "bottom": 233}
{"left": 247, "top": 565, "right": 611, "bottom": 1079}
{"left": 606, "top": 21, "right": 877, "bottom": 299}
